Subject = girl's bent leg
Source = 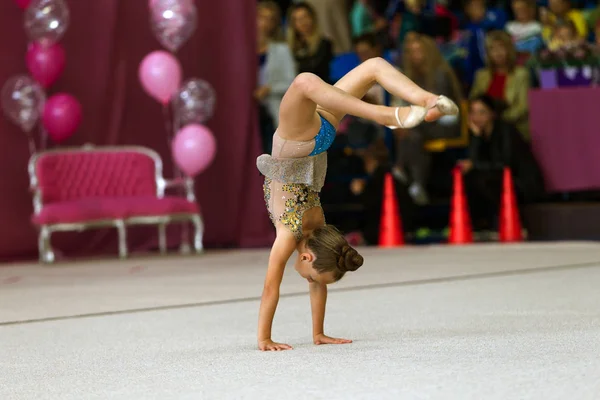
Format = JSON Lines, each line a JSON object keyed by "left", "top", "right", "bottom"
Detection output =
{"left": 325, "top": 57, "right": 456, "bottom": 122}
{"left": 277, "top": 73, "right": 407, "bottom": 140}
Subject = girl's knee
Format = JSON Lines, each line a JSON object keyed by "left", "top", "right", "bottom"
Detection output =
{"left": 363, "top": 57, "right": 388, "bottom": 71}
{"left": 292, "top": 73, "right": 321, "bottom": 94}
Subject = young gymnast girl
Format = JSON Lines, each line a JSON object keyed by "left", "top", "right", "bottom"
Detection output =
{"left": 256, "top": 57, "right": 458, "bottom": 351}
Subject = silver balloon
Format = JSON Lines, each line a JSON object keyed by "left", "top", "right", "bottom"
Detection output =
{"left": 24, "top": 0, "right": 70, "bottom": 46}
{"left": 149, "top": 0, "right": 197, "bottom": 53}
{"left": 1, "top": 75, "right": 46, "bottom": 133}
{"left": 173, "top": 79, "right": 216, "bottom": 125}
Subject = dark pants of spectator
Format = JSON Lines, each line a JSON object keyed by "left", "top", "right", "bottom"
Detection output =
{"left": 464, "top": 169, "right": 528, "bottom": 231}
{"left": 395, "top": 130, "right": 430, "bottom": 187}
{"left": 359, "top": 165, "right": 417, "bottom": 245}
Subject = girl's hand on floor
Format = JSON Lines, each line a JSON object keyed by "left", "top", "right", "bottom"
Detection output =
{"left": 313, "top": 334, "right": 352, "bottom": 345}
{"left": 258, "top": 339, "right": 293, "bottom": 351}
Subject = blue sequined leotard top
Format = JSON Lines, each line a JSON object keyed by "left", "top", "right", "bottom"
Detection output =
{"left": 309, "top": 114, "right": 337, "bottom": 156}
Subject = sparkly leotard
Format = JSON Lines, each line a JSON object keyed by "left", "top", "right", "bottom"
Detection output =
{"left": 257, "top": 114, "right": 336, "bottom": 241}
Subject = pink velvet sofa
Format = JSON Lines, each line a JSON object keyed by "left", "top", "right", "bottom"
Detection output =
{"left": 28, "top": 145, "right": 204, "bottom": 263}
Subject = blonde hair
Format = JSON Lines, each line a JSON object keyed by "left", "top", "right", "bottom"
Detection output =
{"left": 485, "top": 30, "right": 518, "bottom": 72}
{"left": 258, "top": 1, "right": 284, "bottom": 41}
{"left": 286, "top": 2, "right": 323, "bottom": 56}
{"left": 307, "top": 225, "right": 363, "bottom": 281}
{"left": 402, "top": 34, "right": 464, "bottom": 103}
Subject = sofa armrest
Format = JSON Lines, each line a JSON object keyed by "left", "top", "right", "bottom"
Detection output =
{"left": 164, "top": 177, "right": 196, "bottom": 202}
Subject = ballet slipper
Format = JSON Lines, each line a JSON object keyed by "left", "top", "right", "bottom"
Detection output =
{"left": 433, "top": 95, "right": 459, "bottom": 116}
{"left": 385, "top": 105, "right": 427, "bottom": 130}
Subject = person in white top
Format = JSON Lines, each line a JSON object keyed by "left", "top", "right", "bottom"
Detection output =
{"left": 505, "top": 0, "right": 544, "bottom": 55}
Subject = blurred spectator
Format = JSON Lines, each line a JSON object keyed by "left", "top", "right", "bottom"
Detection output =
{"left": 343, "top": 34, "right": 386, "bottom": 163}
{"left": 256, "top": 1, "right": 296, "bottom": 154}
{"left": 349, "top": 139, "right": 417, "bottom": 244}
{"left": 505, "top": 0, "right": 544, "bottom": 56}
{"left": 350, "top": 0, "right": 390, "bottom": 38}
{"left": 353, "top": 33, "right": 386, "bottom": 106}
{"left": 457, "top": 95, "right": 544, "bottom": 231}
{"left": 540, "top": 0, "right": 588, "bottom": 42}
{"left": 547, "top": 18, "right": 582, "bottom": 50}
{"left": 394, "top": 0, "right": 425, "bottom": 46}
{"left": 392, "top": 34, "right": 464, "bottom": 205}
{"left": 351, "top": 0, "right": 376, "bottom": 37}
{"left": 287, "top": 2, "right": 334, "bottom": 82}
{"left": 433, "top": 0, "right": 460, "bottom": 40}
{"left": 303, "top": 0, "right": 352, "bottom": 54}
{"left": 461, "top": 0, "right": 507, "bottom": 86}
{"left": 470, "top": 31, "right": 530, "bottom": 139}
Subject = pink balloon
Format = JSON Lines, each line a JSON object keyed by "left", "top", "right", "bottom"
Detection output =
{"left": 15, "top": 0, "right": 32, "bottom": 9}
{"left": 172, "top": 124, "right": 217, "bottom": 176}
{"left": 139, "top": 51, "right": 182, "bottom": 105}
{"left": 42, "top": 93, "right": 82, "bottom": 143}
{"left": 26, "top": 42, "right": 66, "bottom": 88}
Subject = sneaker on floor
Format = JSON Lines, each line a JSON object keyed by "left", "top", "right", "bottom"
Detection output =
{"left": 391, "top": 166, "right": 408, "bottom": 184}
{"left": 409, "top": 183, "right": 429, "bottom": 206}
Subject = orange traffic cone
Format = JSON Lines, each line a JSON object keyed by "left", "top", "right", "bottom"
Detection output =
{"left": 499, "top": 167, "right": 523, "bottom": 242}
{"left": 378, "top": 173, "right": 404, "bottom": 247}
{"left": 448, "top": 167, "right": 473, "bottom": 244}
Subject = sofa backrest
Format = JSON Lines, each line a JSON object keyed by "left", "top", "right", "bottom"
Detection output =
{"left": 29, "top": 147, "right": 162, "bottom": 204}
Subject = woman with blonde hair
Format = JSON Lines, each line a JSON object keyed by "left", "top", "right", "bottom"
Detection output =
{"left": 470, "top": 30, "right": 530, "bottom": 139}
{"left": 256, "top": 1, "right": 296, "bottom": 153}
{"left": 287, "top": 2, "right": 333, "bottom": 82}
{"left": 392, "top": 34, "right": 464, "bottom": 205}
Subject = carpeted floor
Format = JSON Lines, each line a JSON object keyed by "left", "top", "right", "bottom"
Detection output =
{"left": 1, "top": 242, "right": 599, "bottom": 399}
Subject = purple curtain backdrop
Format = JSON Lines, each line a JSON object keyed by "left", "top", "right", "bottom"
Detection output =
{"left": 0, "top": 0, "right": 275, "bottom": 261}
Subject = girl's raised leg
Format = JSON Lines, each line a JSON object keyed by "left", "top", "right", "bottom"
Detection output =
{"left": 323, "top": 57, "right": 458, "bottom": 122}
{"left": 277, "top": 73, "right": 415, "bottom": 141}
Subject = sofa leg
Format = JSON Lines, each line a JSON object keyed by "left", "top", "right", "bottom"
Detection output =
{"left": 191, "top": 215, "right": 204, "bottom": 254}
{"left": 38, "top": 226, "right": 55, "bottom": 264}
{"left": 179, "top": 221, "right": 191, "bottom": 255}
{"left": 116, "top": 220, "right": 128, "bottom": 259}
{"left": 158, "top": 223, "right": 167, "bottom": 255}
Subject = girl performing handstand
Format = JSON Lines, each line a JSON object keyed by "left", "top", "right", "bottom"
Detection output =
{"left": 256, "top": 57, "right": 458, "bottom": 351}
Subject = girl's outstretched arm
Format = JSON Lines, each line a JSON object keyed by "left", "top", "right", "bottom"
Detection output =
{"left": 310, "top": 282, "right": 353, "bottom": 346}
{"left": 257, "top": 229, "right": 297, "bottom": 351}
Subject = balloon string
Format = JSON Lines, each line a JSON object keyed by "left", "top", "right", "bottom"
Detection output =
{"left": 163, "top": 103, "right": 189, "bottom": 249}
{"left": 162, "top": 104, "right": 172, "bottom": 142}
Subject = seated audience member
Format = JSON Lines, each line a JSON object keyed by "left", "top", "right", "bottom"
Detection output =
{"left": 547, "top": 19, "right": 583, "bottom": 50}
{"left": 393, "top": 34, "right": 464, "bottom": 205}
{"left": 457, "top": 95, "right": 545, "bottom": 231}
{"left": 303, "top": 0, "right": 352, "bottom": 54}
{"left": 461, "top": 0, "right": 507, "bottom": 86}
{"left": 351, "top": 0, "right": 376, "bottom": 37}
{"left": 287, "top": 2, "right": 334, "bottom": 83}
{"left": 540, "top": 0, "right": 588, "bottom": 42}
{"left": 349, "top": 139, "right": 417, "bottom": 245}
{"left": 341, "top": 33, "right": 388, "bottom": 141}
{"left": 354, "top": 33, "right": 386, "bottom": 106}
{"left": 350, "top": 0, "right": 389, "bottom": 38}
{"left": 256, "top": 1, "right": 296, "bottom": 154}
{"left": 470, "top": 31, "right": 530, "bottom": 139}
{"left": 505, "top": 0, "right": 544, "bottom": 56}
{"left": 396, "top": 0, "right": 425, "bottom": 46}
